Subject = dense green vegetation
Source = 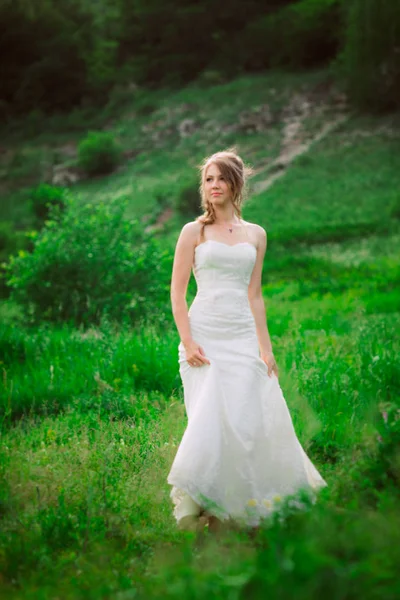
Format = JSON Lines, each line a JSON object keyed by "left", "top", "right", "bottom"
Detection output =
{"left": 1, "top": 0, "right": 399, "bottom": 596}
{"left": 1, "top": 65, "right": 400, "bottom": 595}
{"left": 1, "top": 0, "right": 399, "bottom": 116}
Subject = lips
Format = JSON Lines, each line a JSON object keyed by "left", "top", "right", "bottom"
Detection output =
{"left": 212, "top": 193, "right": 222, "bottom": 196}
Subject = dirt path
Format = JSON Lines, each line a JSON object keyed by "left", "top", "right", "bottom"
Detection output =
{"left": 251, "top": 113, "right": 350, "bottom": 195}
{"left": 152, "top": 90, "right": 350, "bottom": 228}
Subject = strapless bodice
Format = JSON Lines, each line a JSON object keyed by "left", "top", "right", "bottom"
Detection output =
{"left": 187, "top": 240, "right": 258, "bottom": 327}
{"left": 192, "top": 240, "right": 257, "bottom": 294}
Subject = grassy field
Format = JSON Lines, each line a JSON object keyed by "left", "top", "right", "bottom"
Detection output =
{"left": 0, "top": 69, "right": 399, "bottom": 598}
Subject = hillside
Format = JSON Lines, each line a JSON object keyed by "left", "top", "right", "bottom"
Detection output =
{"left": 0, "top": 69, "right": 399, "bottom": 599}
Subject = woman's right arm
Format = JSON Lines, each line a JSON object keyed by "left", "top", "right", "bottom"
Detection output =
{"left": 170, "top": 222, "right": 199, "bottom": 346}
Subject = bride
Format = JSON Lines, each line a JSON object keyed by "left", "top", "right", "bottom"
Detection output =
{"left": 167, "top": 147, "right": 327, "bottom": 533}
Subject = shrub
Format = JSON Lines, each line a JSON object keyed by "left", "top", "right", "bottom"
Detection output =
{"left": 4, "top": 195, "right": 172, "bottom": 327}
{"left": 77, "top": 131, "right": 123, "bottom": 176}
{"left": 29, "top": 183, "right": 67, "bottom": 221}
{"left": 0, "top": 222, "right": 30, "bottom": 299}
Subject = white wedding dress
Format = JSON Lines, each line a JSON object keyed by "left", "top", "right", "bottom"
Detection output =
{"left": 167, "top": 234, "right": 328, "bottom": 527}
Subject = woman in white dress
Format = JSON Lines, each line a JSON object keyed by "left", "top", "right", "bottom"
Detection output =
{"left": 167, "top": 148, "right": 327, "bottom": 532}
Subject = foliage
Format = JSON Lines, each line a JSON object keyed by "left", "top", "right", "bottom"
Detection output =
{"left": 0, "top": 71, "right": 399, "bottom": 596}
{"left": 77, "top": 131, "right": 123, "bottom": 176}
{"left": 0, "top": 2, "right": 90, "bottom": 116}
{"left": 0, "top": 222, "right": 26, "bottom": 258}
{"left": 3, "top": 195, "right": 172, "bottom": 326}
{"left": 1, "top": 0, "right": 399, "bottom": 116}
{"left": 364, "top": 402, "right": 400, "bottom": 494}
{"left": 0, "top": 319, "right": 399, "bottom": 596}
{"left": 238, "top": 0, "right": 341, "bottom": 71}
{"left": 117, "top": 1, "right": 293, "bottom": 85}
{"left": 29, "top": 183, "right": 67, "bottom": 221}
{"left": 0, "top": 319, "right": 180, "bottom": 420}
{"left": 0, "top": 223, "right": 30, "bottom": 299}
{"left": 337, "top": 0, "right": 400, "bottom": 112}
{"left": 0, "top": 0, "right": 339, "bottom": 116}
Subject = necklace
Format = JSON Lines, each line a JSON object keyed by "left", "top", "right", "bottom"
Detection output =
{"left": 215, "top": 218, "right": 241, "bottom": 233}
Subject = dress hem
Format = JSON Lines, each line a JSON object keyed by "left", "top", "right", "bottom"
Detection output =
{"left": 167, "top": 475, "right": 326, "bottom": 528}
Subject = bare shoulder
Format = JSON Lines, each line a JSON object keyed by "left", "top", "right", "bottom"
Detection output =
{"left": 241, "top": 220, "right": 267, "bottom": 247}
{"left": 177, "top": 219, "right": 203, "bottom": 247}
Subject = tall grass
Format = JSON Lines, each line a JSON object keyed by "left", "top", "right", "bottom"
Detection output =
{"left": 0, "top": 321, "right": 181, "bottom": 422}
{"left": 0, "top": 73, "right": 399, "bottom": 598}
{"left": 0, "top": 309, "right": 398, "bottom": 598}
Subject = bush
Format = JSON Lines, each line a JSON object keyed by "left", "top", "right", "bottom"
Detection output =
{"left": 77, "top": 131, "right": 123, "bottom": 176}
{"left": 0, "top": 222, "right": 30, "bottom": 299}
{"left": 4, "top": 195, "right": 172, "bottom": 327}
{"left": 29, "top": 183, "right": 67, "bottom": 221}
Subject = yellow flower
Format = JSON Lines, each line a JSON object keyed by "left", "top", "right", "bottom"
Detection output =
{"left": 46, "top": 429, "right": 56, "bottom": 442}
{"left": 263, "top": 499, "right": 272, "bottom": 509}
{"left": 113, "top": 378, "right": 122, "bottom": 390}
{"left": 247, "top": 498, "right": 257, "bottom": 507}
{"left": 273, "top": 495, "right": 282, "bottom": 503}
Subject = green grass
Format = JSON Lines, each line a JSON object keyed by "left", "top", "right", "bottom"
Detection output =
{"left": 245, "top": 120, "right": 400, "bottom": 239}
{"left": 0, "top": 321, "right": 182, "bottom": 421}
{"left": 0, "top": 68, "right": 339, "bottom": 228}
{"left": 0, "top": 309, "right": 398, "bottom": 598}
{"left": 0, "top": 68, "right": 399, "bottom": 598}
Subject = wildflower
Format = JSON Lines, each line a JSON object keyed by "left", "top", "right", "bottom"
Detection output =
{"left": 46, "top": 429, "right": 56, "bottom": 442}
{"left": 113, "top": 378, "right": 122, "bottom": 391}
{"left": 273, "top": 495, "right": 282, "bottom": 503}
{"left": 247, "top": 498, "right": 257, "bottom": 507}
{"left": 263, "top": 499, "right": 272, "bottom": 509}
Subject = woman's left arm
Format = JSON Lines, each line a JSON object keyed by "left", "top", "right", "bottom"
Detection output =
{"left": 248, "top": 226, "right": 278, "bottom": 376}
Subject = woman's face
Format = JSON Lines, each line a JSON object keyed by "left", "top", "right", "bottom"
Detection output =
{"left": 204, "top": 163, "right": 233, "bottom": 206}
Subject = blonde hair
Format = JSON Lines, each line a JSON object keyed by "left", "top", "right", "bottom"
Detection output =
{"left": 196, "top": 147, "right": 254, "bottom": 234}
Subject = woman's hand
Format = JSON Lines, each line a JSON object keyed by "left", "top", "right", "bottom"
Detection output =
{"left": 260, "top": 350, "right": 279, "bottom": 378}
{"left": 183, "top": 339, "right": 211, "bottom": 368}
